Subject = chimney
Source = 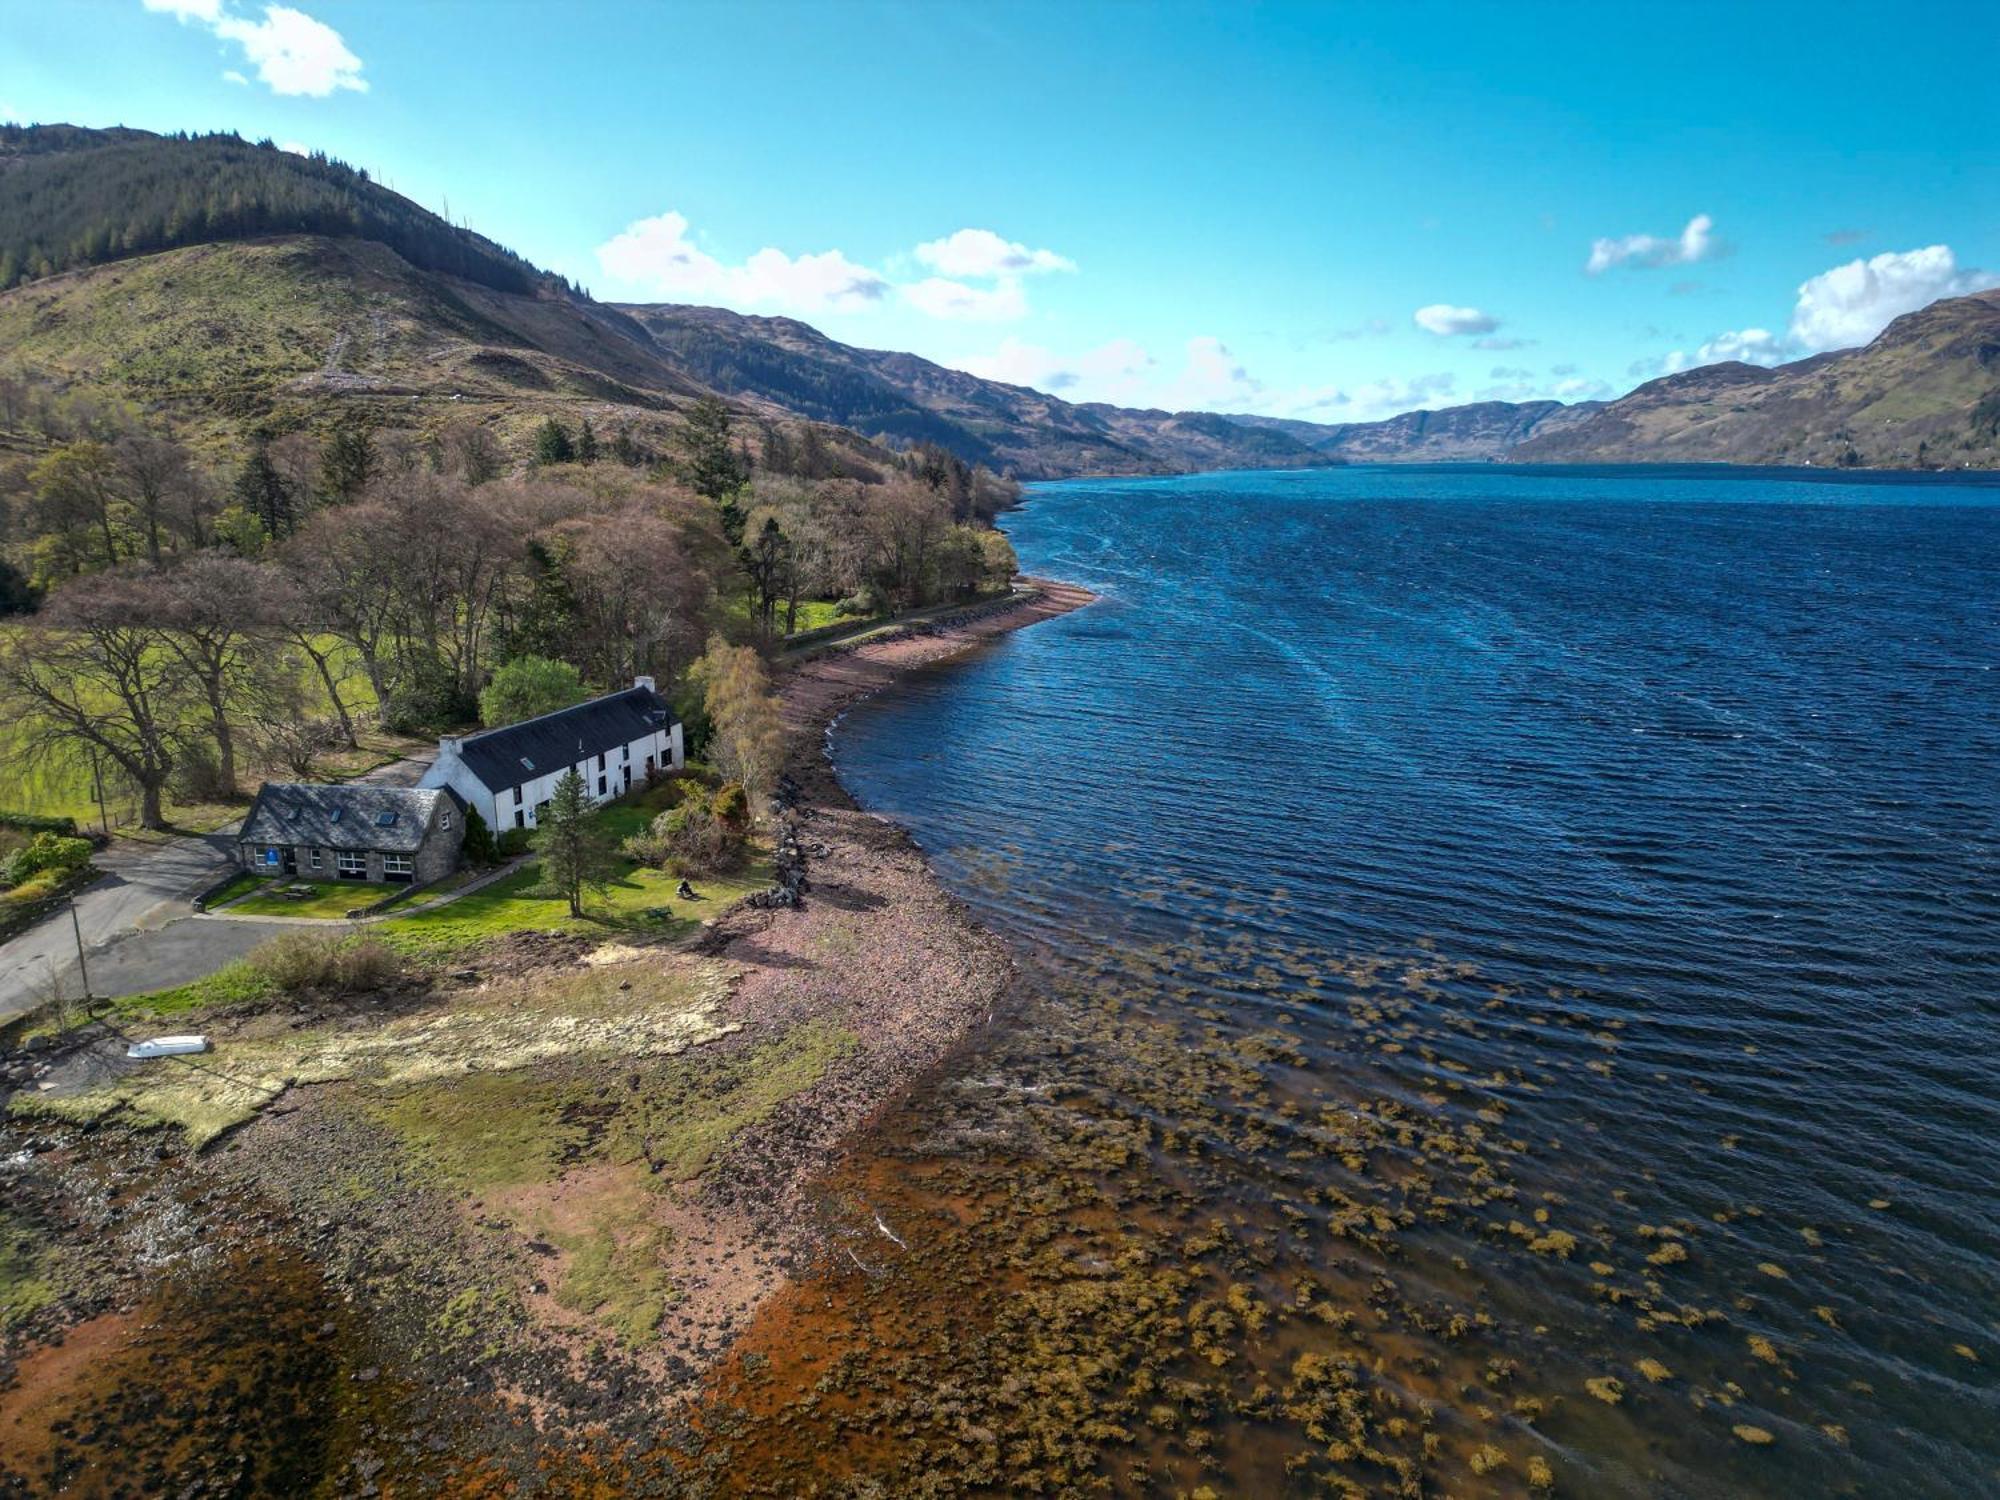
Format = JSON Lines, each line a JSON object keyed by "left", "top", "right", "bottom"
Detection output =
{"left": 633, "top": 675, "right": 656, "bottom": 693}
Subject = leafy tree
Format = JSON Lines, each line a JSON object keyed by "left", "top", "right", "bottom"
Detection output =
{"left": 29, "top": 441, "right": 122, "bottom": 572}
{"left": 677, "top": 395, "right": 750, "bottom": 506}
{"left": 533, "top": 417, "right": 575, "bottom": 467}
{"left": 698, "top": 636, "right": 785, "bottom": 805}
{"left": 575, "top": 417, "right": 599, "bottom": 465}
{"left": 534, "top": 769, "right": 617, "bottom": 916}
{"left": 480, "top": 653, "right": 587, "bottom": 728}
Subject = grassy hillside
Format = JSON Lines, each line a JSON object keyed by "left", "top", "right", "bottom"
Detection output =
{"left": 616, "top": 303, "right": 1338, "bottom": 480}
{"left": 0, "top": 236, "right": 877, "bottom": 469}
{"left": 1510, "top": 291, "right": 2000, "bottom": 469}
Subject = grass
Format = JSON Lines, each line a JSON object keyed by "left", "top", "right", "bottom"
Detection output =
{"left": 201, "top": 871, "right": 267, "bottom": 908}
{"left": 226, "top": 878, "right": 399, "bottom": 919}
{"left": 378, "top": 856, "right": 768, "bottom": 960}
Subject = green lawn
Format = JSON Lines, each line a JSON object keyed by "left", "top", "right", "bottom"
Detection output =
{"left": 226, "top": 878, "right": 401, "bottom": 918}
{"left": 201, "top": 871, "right": 267, "bottom": 908}
{"left": 381, "top": 852, "right": 769, "bottom": 960}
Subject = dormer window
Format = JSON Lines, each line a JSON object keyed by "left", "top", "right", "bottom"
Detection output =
{"left": 375, "top": 811, "right": 398, "bottom": 828}
{"left": 329, "top": 807, "right": 344, "bottom": 824}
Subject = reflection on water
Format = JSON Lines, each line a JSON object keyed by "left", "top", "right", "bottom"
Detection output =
{"left": 713, "top": 468, "right": 2000, "bottom": 1496}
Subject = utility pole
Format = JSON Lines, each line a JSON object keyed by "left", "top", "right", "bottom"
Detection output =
{"left": 68, "top": 896, "right": 93, "bottom": 1007}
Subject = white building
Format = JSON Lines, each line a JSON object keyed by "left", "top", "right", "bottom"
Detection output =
{"left": 418, "top": 676, "right": 683, "bottom": 834}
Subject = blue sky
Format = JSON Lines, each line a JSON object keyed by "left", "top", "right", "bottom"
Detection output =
{"left": 5, "top": 0, "right": 1997, "bottom": 420}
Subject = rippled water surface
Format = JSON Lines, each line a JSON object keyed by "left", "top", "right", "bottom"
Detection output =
{"left": 819, "top": 466, "right": 2000, "bottom": 1496}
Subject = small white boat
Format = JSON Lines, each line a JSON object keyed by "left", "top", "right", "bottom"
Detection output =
{"left": 126, "top": 1035, "right": 210, "bottom": 1060}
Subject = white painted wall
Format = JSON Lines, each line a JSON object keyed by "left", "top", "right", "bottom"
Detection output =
{"left": 418, "top": 720, "right": 683, "bottom": 834}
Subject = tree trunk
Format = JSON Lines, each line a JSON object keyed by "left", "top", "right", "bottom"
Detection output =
{"left": 139, "top": 777, "right": 166, "bottom": 831}
{"left": 303, "top": 640, "right": 358, "bottom": 747}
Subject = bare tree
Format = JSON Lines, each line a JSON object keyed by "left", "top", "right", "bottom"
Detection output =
{"left": 0, "top": 571, "right": 191, "bottom": 828}
{"left": 140, "top": 554, "right": 278, "bottom": 798}
{"left": 113, "top": 431, "right": 198, "bottom": 566}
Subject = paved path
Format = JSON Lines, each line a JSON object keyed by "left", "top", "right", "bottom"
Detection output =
{"left": 0, "top": 751, "right": 443, "bottom": 1025}
{"left": 0, "top": 833, "right": 253, "bottom": 1023}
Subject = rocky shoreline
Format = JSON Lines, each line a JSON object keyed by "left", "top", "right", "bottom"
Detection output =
{"left": 0, "top": 577, "right": 1094, "bottom": 1490}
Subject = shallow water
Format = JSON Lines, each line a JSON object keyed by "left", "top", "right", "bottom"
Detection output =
{"left": 817, "top": 465, "right": 2000, "bottom": 1496}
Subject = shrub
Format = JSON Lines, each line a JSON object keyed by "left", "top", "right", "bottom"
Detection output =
{"left": 710, "top": 781, "right": 749, "bottom": 828}
{"left": 249, "top": 932, "right": 401, "bottom": 996}
{"left": 496, "top": 827, "right": 531, "bottom": 858}
{"left": 383, "top": 656, "right": 478, "bottom": 733}
{"left": 623, "top": 788, "right": 746, "bottom": 876}
{"left": 3, "top": 831, "right": 93, "bottom": 889}
{"left": 460, "top": 804, "right": 497, "bottom": 867}
{"left": 0, "top": 812, "right": 79, "bottom": 836}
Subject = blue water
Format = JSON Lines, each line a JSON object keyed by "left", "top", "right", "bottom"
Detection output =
{"left": 832, "top": 465, "right": 2000, "bottom": 1495}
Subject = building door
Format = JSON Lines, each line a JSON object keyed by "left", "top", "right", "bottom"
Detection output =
{"left": 282, "top": 847, "right": 297, "bottom": 874}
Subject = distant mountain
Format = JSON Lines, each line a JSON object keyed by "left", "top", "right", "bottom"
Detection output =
{"left": 612, "top": 303, "right": 1338, "bottom": 479}
{"left": 1224, "top": 399, "right": 1604, "bottom": 462}
{"left": 1509, "top": 291, "right": 2000, "bottom": 469}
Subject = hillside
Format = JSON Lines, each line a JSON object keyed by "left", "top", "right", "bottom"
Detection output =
{"left": 613, "top": 303, "right": 1338, "bottom": 478}
{"left": 1510, "top": 291, "right": 2000, "bottom": 468}
{"left": 1225, "top": 399, "right": 1604, "bottom": 462}
{"left": 0, "top": 125, "right": 1338, "bottom": 481}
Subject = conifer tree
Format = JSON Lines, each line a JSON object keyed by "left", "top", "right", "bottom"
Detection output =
{"left": 576, "top": 417, "right": 599, "bottom": 465}
{"left": 233, "top": 440, "right": 295, "bottom": 538}
{"left": 534, "top": 769, "right": 617, "bottom": 916}
{"left": 533, "top": 417, "right": 575, "bottom": 467}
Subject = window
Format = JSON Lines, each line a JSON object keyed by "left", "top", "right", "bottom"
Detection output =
{"left": 307, "top": 849, "right": 322, "bottom": 870}
{"left": 520, "top": 756, "right": 535, "bottom": 771}
{"left": 328, "top": 807, "right": 344, "bottom": 825}
{"left": 375, "top": 811, "right": 398, "bottom": 828}
{"left": 514, "top": 810, "right": 525, "bottom": 829}
{"left": 337, "top": 852, "right": 367, "bottom": 879}
{"left": 598, "top": 751, "right": 606, "bottom": 771}
{"left": 441, "top": 811, "right": 453, "bottom": 830}
{"left": 597, "top": 776, "right": 607, "bottom": 797}
{"left": 383, "top": 855, "right": 414, "bottom": 882}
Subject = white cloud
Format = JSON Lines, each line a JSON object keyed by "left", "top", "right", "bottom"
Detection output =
{"left": 913, "top": 228, "right": 1074, "bottom": 279}
{"left": 953, "top": 337, "right": 1156, "bottom": 399}
{"left": 1788, "top": 244, "right": 1998, "bottom": 351}
{"left": 1472, "top": 334, "right": 1531, "bottom": 351}
{"left": 1280, "top": 372, "right": 1458, "bottom": 422}
{"left": 1586, "top": 213, "right": 1714, "bottom": 275}
{"left": 596, "top": 213, "right": 1077, "bottom": 321}
{"left": 901, "top": 276, "right": 1028, "bottom": 322}
{"left": 1697, "top": 328, "right": 1790, "bottom": 366}
{"left": 596, "top": 211, "right": 888, "bottom": 313}
{"left": 222, "top": 69, "right": 249, "bottom": 85}
{"left": 1414, "top": 303, "right": 1500, "bottom": 336}
{"left": 142, "top": 1, "right": 366, "bottom": 96}
{"left": 216, "top": 5, "right": 366, "bottom": 96}
{"left": 279, "top": 140, "right": 311, "bottom": 156}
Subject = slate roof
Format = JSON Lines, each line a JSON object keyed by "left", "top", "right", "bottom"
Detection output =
{"left": 453, "top": 685, "right": 674, "bottom": 792}
{"left": 239, "top": 783, "right": 449, "bottom": 853}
